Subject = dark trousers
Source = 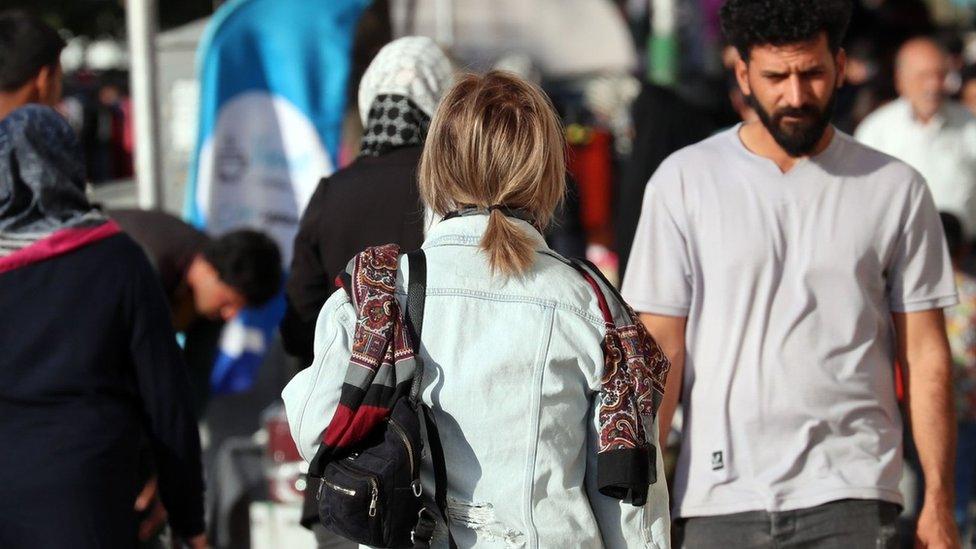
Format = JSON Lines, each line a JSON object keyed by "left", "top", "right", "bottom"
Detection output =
{"left": 674, "top": 499, "right": 901, "bottom": 548}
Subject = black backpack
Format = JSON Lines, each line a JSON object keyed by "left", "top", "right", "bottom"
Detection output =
{"left": 307, "top": 250, "right": 457, "bottom": 548}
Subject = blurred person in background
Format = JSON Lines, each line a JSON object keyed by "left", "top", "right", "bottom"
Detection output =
{"left": 111, "top": 208, "right": 283, "bottom": 414}
{"left": 832, "top": 38, "right": 885, "bottom": 133}
{"left": 856, "top": 37, "right": 976, "bottom": 238}
{"left": 940, "top": 211, "right": 976, "bottom": 539}
{"left": 615, "top": 80, "right": 716, "bottom": 281}
{"left": 624, "top": 0, "right": 960, "bottom": 546}
{"left": 88, "top": 74, "right": 133, "bottom": 183}
{"left": 0, "top": 105, "right": 206, "bottom": 548}
{"left": 281, "top": 36, "right": 452, "bottom": 367}
{"left": 0, "top": 9, "right": 64, "bottom": 121}
{"left": 279, "top": 36, "right": 452, "bottom": 547}
{"left": 960, "top": 65, "right": 976, "bottom": 118}
{"left": 110, "top": 209, "right": 281, "bottom": 543}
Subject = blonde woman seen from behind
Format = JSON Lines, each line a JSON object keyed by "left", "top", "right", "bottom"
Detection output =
{"left": 283, "top": 72, "right": 671, "bottom": 548}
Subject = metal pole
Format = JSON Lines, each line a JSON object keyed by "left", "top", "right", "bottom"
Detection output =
{"left": 126, "top": 0, "right": 164, "bottom": 210}
{"left": 434, "top": 0, "right": 454, "bottom": 48}
{"left": 649, "top": 0, "right": 677, "bottom": 85}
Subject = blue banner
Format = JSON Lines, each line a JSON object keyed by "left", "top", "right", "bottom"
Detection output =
{"left": 187, "top": 0, "right": 369, "bottom": 394}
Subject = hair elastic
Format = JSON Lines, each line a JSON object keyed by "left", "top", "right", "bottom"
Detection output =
{"left": 443, "top": 205, "right": 534, "bottom": 224}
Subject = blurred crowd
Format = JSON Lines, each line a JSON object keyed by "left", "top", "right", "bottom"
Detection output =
{"left": 4, "top": 0, "right": 976, "bottom": 548}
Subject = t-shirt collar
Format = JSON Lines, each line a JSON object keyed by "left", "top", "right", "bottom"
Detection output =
{"left": 731, "top": 122, "right": 843, "bottom": 173}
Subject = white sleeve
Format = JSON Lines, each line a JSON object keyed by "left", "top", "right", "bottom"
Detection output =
{"left": 281, "top": 288, "right": 357, "bottom": 462}
{"left": 887, "top": 177, "right": 959, "bottom": 312}
{"left": 621, "top": 158, "right": 693, "bottom": 317}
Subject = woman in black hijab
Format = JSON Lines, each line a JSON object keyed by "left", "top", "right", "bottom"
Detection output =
{"left": 0, "top": 105, "right": 205, "bottom": 548}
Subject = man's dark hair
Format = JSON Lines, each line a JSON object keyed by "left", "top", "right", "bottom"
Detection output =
{"left": 720, "top": 0, "right": 853, "bottom": 61}
{"left": 940, "top": 212, "right": 965, "bottom": 258}
{"left": 0, "top": 10, "right": 66, "bottom": 92}
{"left": 204, "top": 229, "right": 283, "bottom": 306}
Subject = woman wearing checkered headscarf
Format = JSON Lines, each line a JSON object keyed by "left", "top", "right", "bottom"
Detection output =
{"left": 281, "top": 40, "right": 453, "bottom": 536}
{"left": 357, "top": 36, "right": 454, "bottom": 157}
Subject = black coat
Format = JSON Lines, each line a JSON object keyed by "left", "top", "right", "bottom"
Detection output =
{"left": 281, "top": 146, "right": 426, "bottom": 366}
{"left": 0, "top": 234, "right": 205, "bottom": 547}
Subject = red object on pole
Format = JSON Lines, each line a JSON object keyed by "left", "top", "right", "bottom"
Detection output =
{"left": 567, "top": 126, "right": 614, "bottom": 247}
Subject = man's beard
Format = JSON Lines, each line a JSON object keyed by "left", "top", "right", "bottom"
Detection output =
{"left": 746, "top": 90, "right": 836, "bottom": 157}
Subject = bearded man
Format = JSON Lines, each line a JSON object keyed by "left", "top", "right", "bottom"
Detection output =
{"left": 622, "top": 0, "right": 960, "bottom": 547}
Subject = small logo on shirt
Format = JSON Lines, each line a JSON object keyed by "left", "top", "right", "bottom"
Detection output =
{"left": 711, "top": 451, "right": 724, "bottom": 471}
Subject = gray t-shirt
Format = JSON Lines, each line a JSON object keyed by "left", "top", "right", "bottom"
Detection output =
{"left": 622, "top": 125, "right": 958, "bottom": 518}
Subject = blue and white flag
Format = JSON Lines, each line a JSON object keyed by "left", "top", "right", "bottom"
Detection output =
{"left": 209, "top": 294, "right": 287, "bottom": 395}
{"left": 187, "top": 0, "right": 369, "bottom": 394}
{"left": 187, "top": 0, "right": 369, "bottom": 257}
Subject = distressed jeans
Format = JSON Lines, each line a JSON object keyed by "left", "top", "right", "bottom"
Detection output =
{"left": 675, "top": 499, "right": 900, "bottom": 548}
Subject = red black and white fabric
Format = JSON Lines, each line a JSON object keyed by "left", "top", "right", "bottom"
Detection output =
{"left": 314, "top": 244, "right": 420, "bottom": 461}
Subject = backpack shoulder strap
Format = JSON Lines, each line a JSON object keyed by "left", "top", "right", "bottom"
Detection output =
{"left": 569, "top": 257, "right": 631, "bottom": 316}
{"left": 417, "top": 405, "right": 458, "bottom": 549}
{"left": 567, "top": 258, "right": 615, "bottom": 326}
{"left": 405, "top": 249, "right": 426, "bottom": 405}
{"left": 400, "top": 249, "right": 458, "bottom": 549}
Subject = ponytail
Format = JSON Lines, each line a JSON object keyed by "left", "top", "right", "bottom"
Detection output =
{"left": 480, "top": 209, "right": 536, "bottom": 276}
{"left": 420, "top": 72, "right": 566, "bottom": 276}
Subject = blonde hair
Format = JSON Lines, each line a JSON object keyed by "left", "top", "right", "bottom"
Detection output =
{"left": 419, "top": 71, "right": 566, "bottom": 276}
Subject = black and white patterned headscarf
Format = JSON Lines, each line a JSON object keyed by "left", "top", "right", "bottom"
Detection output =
{"left": 357, "top": 37, "right": 453, "bottom": 158}
{"left": 359, "top": 94, "right": 431, "bottom": 157}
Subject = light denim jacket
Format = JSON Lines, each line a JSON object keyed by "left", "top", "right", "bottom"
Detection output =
{"left": 282, "top": 214, "right": 670, "bottom": 548}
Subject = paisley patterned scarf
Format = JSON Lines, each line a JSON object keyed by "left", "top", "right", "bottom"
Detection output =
{"left": 316, "top": 244, "right": 419, "bottom": 459}
{"left": 571, "top": 258, "right": 671, "bottom": 506}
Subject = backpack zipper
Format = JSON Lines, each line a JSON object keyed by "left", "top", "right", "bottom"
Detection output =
{"left": 387, "top": 418, "right": 415, "bottom": 477}
{"left": 322, "top": 479, "right": 356, "bottom": 496}
{"left": 325, "top": 462, "right": 381, "bottom": 517}
{"left": 389, "top": 418, "right": 424, "bottom": 496}
{"left": 367, "top": 478, "right": 379, "bottom": 517}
